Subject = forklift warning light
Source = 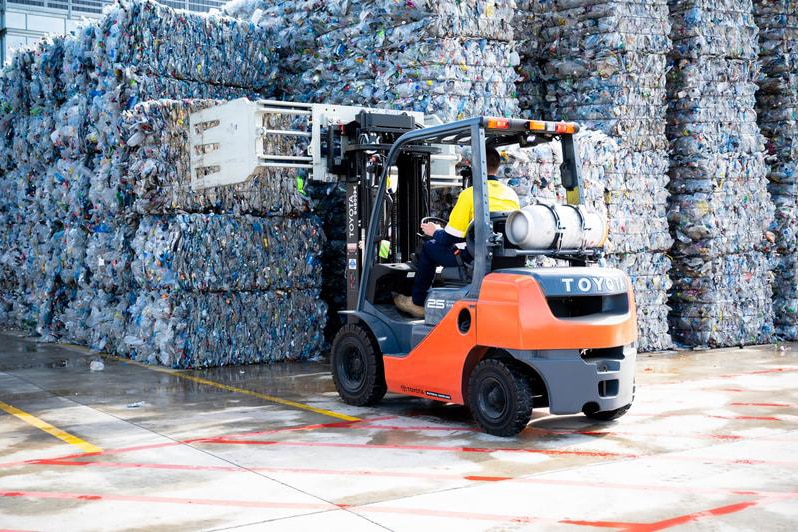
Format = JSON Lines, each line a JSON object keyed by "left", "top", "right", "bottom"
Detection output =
{"left": 555, "top": 122, "right": 577, "bottom": 134}
{"left": 483, "top": 117, "right": 579, "bottom": 134}
{"left": 486, "top": 117, "right": 510, "bottom": 129}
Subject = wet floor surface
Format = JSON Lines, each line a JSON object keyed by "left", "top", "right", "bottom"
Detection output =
{"left": 0, "top": 330, "right": 797, "bottom": 531}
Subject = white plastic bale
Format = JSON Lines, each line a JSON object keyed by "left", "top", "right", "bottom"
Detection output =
{"left": 132, "top": 214, "right": 325, "bottom": 292}
{"left": 123, "top": 289, "right": 327, "bottom": 368}
{"left": 666, "top": 0, "right": 775, "bottom": 347}
{"left": 754, "top": 0, "right": 798, "bottom": 339}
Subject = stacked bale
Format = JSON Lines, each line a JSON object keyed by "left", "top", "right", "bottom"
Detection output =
{"left": 513, "top": 1, "right": 547, "bottom": 118}
{"left": 754, "top": 0, "right": 798, "bottom": 339}
{"left": 119, "top": 99, "right": 324, "bottom": 367}
{"left": 514, "top": 0, "right": 675, "bottom": 351}
{"left": 224, "top": 0, "right": 520, "bottom": 122}
{"left": 666, "top": 0, "right": 775, "bottom": 347}
{"left": 0, "top": 0, "right": 326, "bottom": 367}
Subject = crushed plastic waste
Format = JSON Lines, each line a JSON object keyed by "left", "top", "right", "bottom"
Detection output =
{"left": 666, "top": 0, "right": 775, "bottom": 347}
{"left": 755, "top": 0, "right": 798, "bottom": 339}
{"left": 94, "top": 0, "right": 279, "bottom": 90}
{"left": 497, "top": 129, "right": 674, "bottom": 351}
{"left": 89, "top": 359, "right": 105, "bottom": 371}
{"left": 2, "top": 0, "right": 795, "bottom": 357}
{"left": 123, "top": 289, "right": 327, "bottom": 368}
{"left": 0, "top": 0, "right": 325, "bottom": 368}
{"left": 224, "top": 0, "right": 521, "bottom": 121}
{"left": 132, "top": 214, "right": 325, "bottom": 292}
{"left": 123, "top": 99, "right": 311, "bottom": 216}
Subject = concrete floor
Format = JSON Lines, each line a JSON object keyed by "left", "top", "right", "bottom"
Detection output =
{"left": 0, "top": 331, "right": 796, "bottom": 531}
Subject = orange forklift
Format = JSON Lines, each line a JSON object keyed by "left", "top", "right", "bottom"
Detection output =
{"left": 188, "top": 101, "right": 637, "bottom": 436}
{"left": 327, "top": 114, "right": 637, "bottom": 436}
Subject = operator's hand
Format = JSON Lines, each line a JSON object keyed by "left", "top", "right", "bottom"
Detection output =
{"left": 420, "top": 221, "right": 442, "bottom": 237}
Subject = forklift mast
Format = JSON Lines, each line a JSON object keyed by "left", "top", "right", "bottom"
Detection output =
{"left": 333, "top": 111, "right": 437, "bottom": 310}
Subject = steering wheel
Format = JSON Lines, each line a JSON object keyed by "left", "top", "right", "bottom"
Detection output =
{"left": 418, "top": 216, "right": 449, "bottom": 239}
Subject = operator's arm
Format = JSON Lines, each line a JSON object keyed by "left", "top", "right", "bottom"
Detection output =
{"left": 444, "top": 188, "right": 474, "bottom": 238}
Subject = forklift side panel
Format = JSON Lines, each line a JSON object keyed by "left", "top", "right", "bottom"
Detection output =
{"left": 383, "top": 299, "right": 479, "bottom": 405}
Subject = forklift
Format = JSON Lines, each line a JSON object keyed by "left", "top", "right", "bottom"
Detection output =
{"left": 189, "top": 100, "right": 637, "bottom": 436}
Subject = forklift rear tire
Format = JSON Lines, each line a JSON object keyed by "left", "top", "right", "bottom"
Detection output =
{"left": 584, "top": 403, "right": 632, "bottom": 421}
{"left": 467, "top": 358, "right": 533, "bottom": 437}
{"left": 331, "top": 324, "right": 387, "bottom": 406}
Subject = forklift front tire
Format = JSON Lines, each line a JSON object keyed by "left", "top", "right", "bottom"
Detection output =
{"left": 467, "top": 358, "right": 533, "bottom": 437}
{"left": 331, "top": 324, "right": 387, "bottom": 406}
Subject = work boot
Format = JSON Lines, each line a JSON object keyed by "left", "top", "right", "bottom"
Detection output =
{"left": 394, "top": 294, "right": 425, "bottom": 319}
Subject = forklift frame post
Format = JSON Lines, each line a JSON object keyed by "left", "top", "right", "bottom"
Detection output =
{"left": 357, "top": 117, "right": 489, "bottom": 312}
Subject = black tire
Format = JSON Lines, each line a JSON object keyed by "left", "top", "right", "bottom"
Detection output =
{"left": 331, "top": 323, "right": 387, "bottom": 406}
{"left": 467, "top": 358, "right": 533, "bottom": 437}
{"left": 584, "top": 403, "right": 632, "bottom": 421}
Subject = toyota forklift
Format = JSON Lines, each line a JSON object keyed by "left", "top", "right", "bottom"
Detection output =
{"left": 189, "top": 99, "right": 637, "bottom": 436}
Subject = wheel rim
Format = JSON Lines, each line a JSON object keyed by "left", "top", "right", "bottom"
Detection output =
{"left": 338, "top": 344, "right": 366, "bottom": 392}
{"left": 478, "top": 376, "right": 508, "bottom": 421}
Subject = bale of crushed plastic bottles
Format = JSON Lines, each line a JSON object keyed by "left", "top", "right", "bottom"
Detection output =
{"left": 519, "top": 0, "right": 675, "bottom": 351}
{"left": 666, "top": 0, "right": 775, "bottom": 347}
{"left": 0, "top": 0, "right": 328, "bottom": 367}
{"left": 754, "top": 0, "right": 798, "bottom": 340}
{"left": 223, "top": 0, "right": 521, "bottom": 121}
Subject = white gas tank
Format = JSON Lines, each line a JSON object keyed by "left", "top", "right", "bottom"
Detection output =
{"left": 505, "top": 203, "right": 607, "bottom": 250}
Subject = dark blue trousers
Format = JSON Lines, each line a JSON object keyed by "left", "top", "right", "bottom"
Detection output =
{"left": 412, "top": 236, "right": 461, "bottom": 306}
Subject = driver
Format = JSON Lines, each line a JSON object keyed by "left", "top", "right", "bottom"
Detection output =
{"left": 394, "top": 147, "right": 520, "bottom": 318}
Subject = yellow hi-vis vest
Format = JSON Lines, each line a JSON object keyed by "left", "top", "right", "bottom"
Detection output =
{"left": 444, "top": 179, "right": 521, "bottom": 238}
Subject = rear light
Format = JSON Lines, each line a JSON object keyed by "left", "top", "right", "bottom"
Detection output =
{"left": 555, "top": 122, "right": 577, "bottom": 134}
{"left": 486, "top": 117, "right": 510, "bottom": 129}
{"left": 528, "top": 120, "right": 546, "bottom": 131}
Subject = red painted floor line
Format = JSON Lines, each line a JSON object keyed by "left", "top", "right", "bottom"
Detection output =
{"left": 707, "top": 414, "right": 784, "bottom": 421}
{"left": 0, "top": 418, "right": 376, "bottom": 470}
{"left": 29, "top": 459, "right": 796, "bottom": 499}
{"left": 0, "top": 489, "right": 627, "bottom": 527}
{"left": 627, "top": 413, "right": 788, "bottom": 421}
{"left": 530, "top": 426, "right": 798, "bottom": 443}
{"left": 4, "top": 488, "right": 796, "bottom": 528}
{"left": 719, "top": 367, "right": 798, "bottom": 378}
{"left": 199, "top": 438, "right": 798, "bottom": 467}
{"left": 298, "top": 422, "right": 796, "bottom": 444}
{"left": 344, "top": 423, "right": 479, "bottom": 432}
{"left": 561, "top": 519, "right": 643, "bottom": 529}
{"left": 216, "top": 417, "right": 397, "bottom": 441}
{"left": 527, "top": 428, "right": 790, "bottom": 443}
{"left": 627, "top": 501, "right": 760, "bottom": 531}
{"left": 203, "top": 438, "right": 637, "bottom": 459}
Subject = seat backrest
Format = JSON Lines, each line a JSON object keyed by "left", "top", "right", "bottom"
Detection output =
{"left": 465, "top": 211, "right": 527, "bottom": 270}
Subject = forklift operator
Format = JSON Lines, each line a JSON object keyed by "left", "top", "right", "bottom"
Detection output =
{"left": 394, "top": 147, "right": 520, "bottom": 318}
